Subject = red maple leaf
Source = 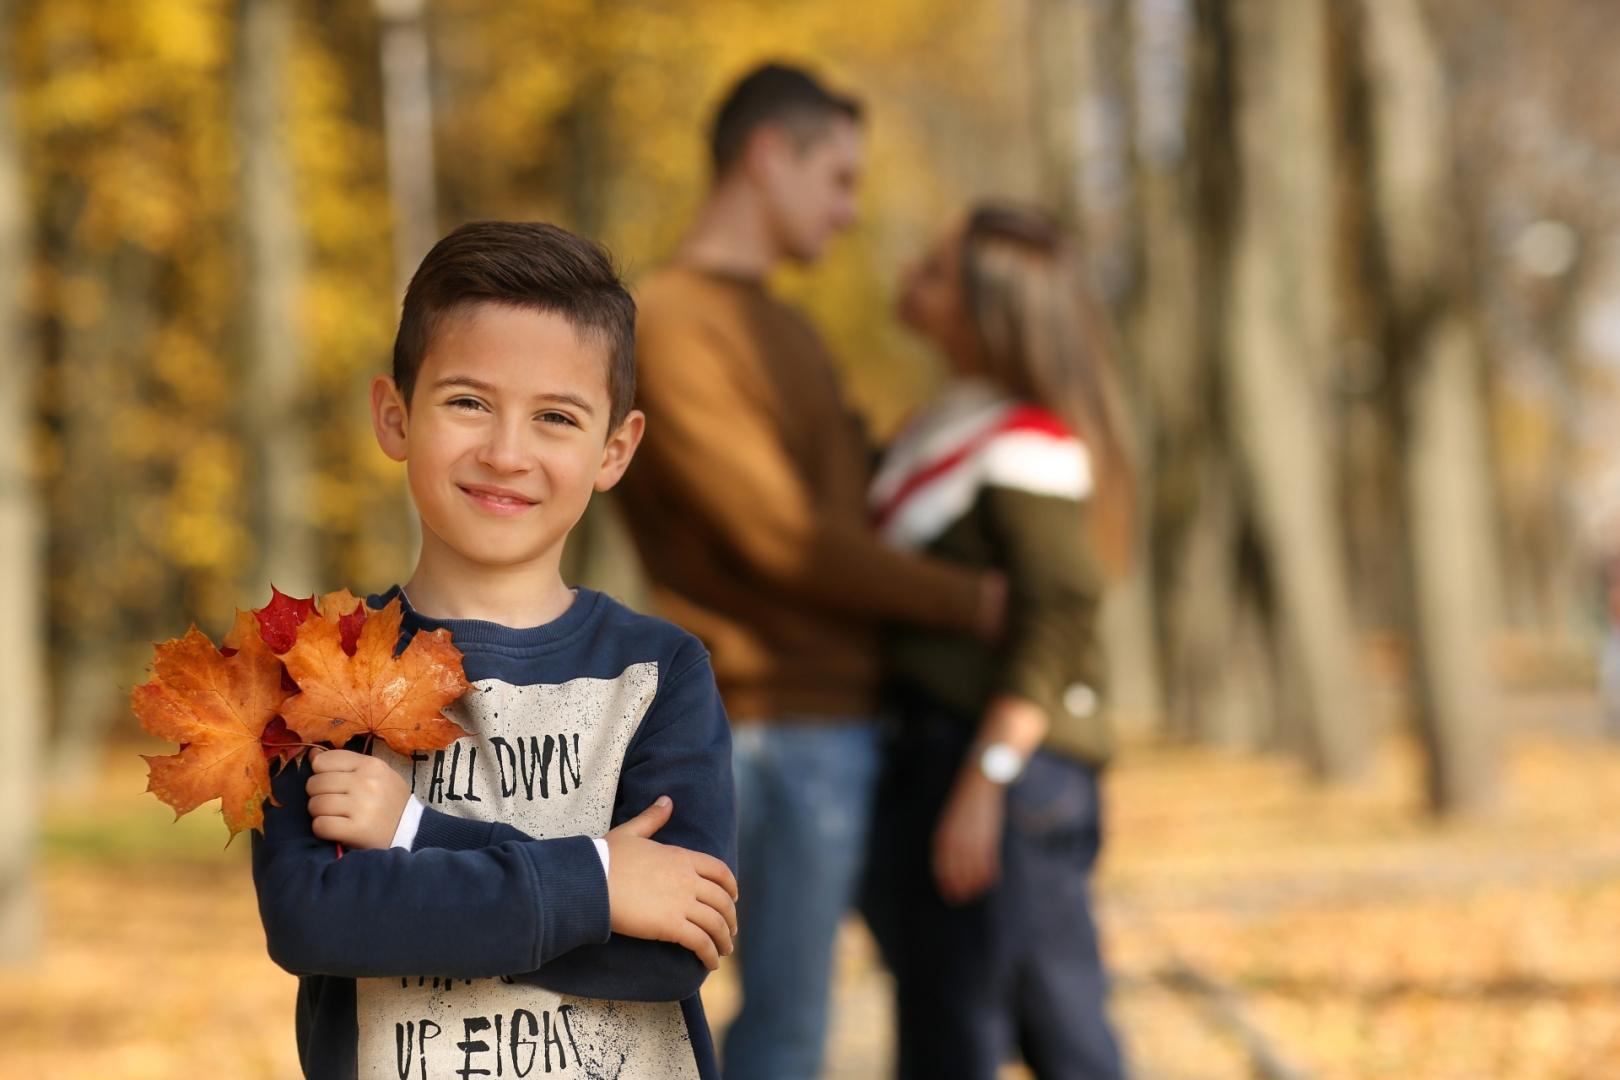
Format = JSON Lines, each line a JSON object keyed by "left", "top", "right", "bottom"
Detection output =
{"left": 253, "top": 586, "right": 317, "bottom": 654}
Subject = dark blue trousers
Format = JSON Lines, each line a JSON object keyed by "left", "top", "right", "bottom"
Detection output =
{"left": 863, "top": 709, "right": 1124, "bottom": 1080}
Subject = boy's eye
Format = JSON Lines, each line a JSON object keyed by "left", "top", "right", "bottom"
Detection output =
{"left": 447, "top": 396, "right": 487, "bottom": 412}
{"left": 538, "top": 411, "right": 578, "bottom": 427}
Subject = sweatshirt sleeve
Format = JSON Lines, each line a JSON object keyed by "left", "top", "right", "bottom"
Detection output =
{"left": 404, "top": 809, "right": 707, "bottom": 998}
{"left": 634, "top": 302, "right": 983, "bottom": 634}
{"left": 513, "top": 640, "right": 736, "bottom": 1002}
{"left": 981, "top": 486, "right": 1114, "bottom": 766}
{"left": 251, "top": 756, "right": 612, "bottom": 979}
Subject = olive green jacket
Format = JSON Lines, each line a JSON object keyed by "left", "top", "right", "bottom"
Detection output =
{"left": 885, "top": 485, "right": 1113, "bottom": 768}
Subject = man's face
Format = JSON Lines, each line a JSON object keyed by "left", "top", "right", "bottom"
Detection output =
{"left": 758, "top": 116, "right": 864, "bottom": 263}
{"left": 371, "top": 304, "right": 642, "bottom": 573}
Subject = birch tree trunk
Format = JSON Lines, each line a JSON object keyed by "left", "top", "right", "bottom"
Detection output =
{"left": 239, "top": 0, "right": 317, "bottom": 598}
{"left": 1360, "top": 0, "right": 1501, "bottom": 813}
{"left": 0, "top": 0, "right": 45, "bottom": 961}
{"left": 1221, "top": 0, "right": 1369, "bottom": 778}
{"left": 375, "top": 0, "right": 439, "bottom": 300}
{"left": 375, "top": 0, "right": 436, "bottom": 562}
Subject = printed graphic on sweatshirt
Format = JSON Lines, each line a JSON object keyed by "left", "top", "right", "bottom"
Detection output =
{"left": 360, "top": 978, "right": 696, "bottom": 1080}
{"left": 356, "top": 664, "right": 701, "bottom": 1080}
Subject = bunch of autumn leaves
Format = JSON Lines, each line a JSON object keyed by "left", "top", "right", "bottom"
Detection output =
{"left": 135, "top": 588, "right": 473, "bottom": 838}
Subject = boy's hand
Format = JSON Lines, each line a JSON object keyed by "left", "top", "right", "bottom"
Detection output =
{"left": 605, "top": 797, "right": 739, "bottom": 970}
{"left": 305, "top": 748, "right": 412, "bottom": 851}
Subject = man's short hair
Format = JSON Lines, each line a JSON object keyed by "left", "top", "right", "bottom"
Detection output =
{"left": 394, "top": 220, "right": 637, "bottom": 428}
{"left": 709, "top": 63, "right": 862, "bottom": 176}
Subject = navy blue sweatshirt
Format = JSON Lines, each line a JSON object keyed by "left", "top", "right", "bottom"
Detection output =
{"left": 252, "top": 587, "right": 737, "bottom": 1080}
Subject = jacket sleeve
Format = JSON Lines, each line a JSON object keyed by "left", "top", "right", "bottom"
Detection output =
{"left": 633, "top": 305, "right": 982, "bottom": 633}
{"left": 981, "top": 486, "right": 1113, "bottom": 765}
{"left": 413, "top": 640, "right": 737, "bottom": 1003}
{"left": 252, "top": 757, "right": 611, "bottom": 980}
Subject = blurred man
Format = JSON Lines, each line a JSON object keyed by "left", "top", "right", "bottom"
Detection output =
{"left": 620, "top": 64, "right": 1004, "bottom": 1080}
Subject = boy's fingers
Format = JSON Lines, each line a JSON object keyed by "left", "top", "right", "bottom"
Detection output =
{"left": 686, "top": 902, "right": 734, "bottom": 958}
{"left": 610, "top": 796, "right": 672, "bottom": 841}
{"left": 690, "top": 852, "right": 738, "bottom": 900}
{"left": 310, "top": 815, "right": 351, "bottom": 843}
{"left": 693, "top": 879, "right": 738, "bottom": 936}
{"left": 305, "top": 773, "right": 355, "bottom": 797}
{"left": 310, "top": 749, "right": 365, "bottom": 774}
{"left": 306, "top": 794, "right": 349, "bottom": 818}
{"left": 675, "top": 922, "right": 721, "bottom": 970}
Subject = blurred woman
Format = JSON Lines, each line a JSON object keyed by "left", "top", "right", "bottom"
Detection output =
{"left": 863, "top": 206, "right": 1132, "bottom": 1080}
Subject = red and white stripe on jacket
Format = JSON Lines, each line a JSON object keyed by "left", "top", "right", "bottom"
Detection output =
{"left": 869, "top": 380, "right": 1092, "bottom": 552}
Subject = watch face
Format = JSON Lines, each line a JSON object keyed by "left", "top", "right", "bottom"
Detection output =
{"left": 980, "top": 743, "right": 1023, "bottom": 785}
{"left": 1064, "top": 682, "right": 1098, "bottom": 718}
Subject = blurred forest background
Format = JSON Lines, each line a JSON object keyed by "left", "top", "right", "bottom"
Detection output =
{"left": 3, "top": 0, "right": 1620, "bottom": 1077}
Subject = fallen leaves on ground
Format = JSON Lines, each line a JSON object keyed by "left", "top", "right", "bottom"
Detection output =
{"left": 1097, "top": 728, "right": 1620, "bottom": 1080}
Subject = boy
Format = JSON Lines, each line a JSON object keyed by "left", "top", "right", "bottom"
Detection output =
{"left": 253, "top": 220, "right": 739, "bottom": 1080}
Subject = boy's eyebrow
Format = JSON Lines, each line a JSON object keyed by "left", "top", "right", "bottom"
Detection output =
{"left": 432, "top": 375, "right": 500, "bottom": 394}
{"left": 432, "top": 375, "right": 597, "bottom": 415}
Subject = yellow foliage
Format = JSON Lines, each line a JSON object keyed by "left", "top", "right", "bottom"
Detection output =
{"left": 18, "top": 0, "right": 1046, "bottom": 691}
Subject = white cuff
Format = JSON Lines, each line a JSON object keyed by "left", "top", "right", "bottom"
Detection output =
{"left": 592, "top": 837, "right": 610, "bottom": 878}
{"left": 390, "top": 794, "right": 426, "bottom": 850}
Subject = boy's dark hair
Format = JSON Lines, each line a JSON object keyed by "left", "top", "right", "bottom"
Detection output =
{"left": 709, "top": 63, "right": 862, "bottom": 176}
{"left": 393, "top": 220, "right": 637, "bottom": 428}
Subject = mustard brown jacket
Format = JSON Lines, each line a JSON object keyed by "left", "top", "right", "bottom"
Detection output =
{"left": 619, "top": 266, "right": 984, "bottom": 720}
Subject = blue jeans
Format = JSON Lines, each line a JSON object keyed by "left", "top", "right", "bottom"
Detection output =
{"left": 864, "top": 706, "right": 1123, "bottom": 1080}
{"left": 722, "top": 719, "right": 884, "bottom": 1080}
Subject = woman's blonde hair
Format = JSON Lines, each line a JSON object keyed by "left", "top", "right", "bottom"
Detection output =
{"left": 962, "top": 204, "right": 1137, "bottom": 577}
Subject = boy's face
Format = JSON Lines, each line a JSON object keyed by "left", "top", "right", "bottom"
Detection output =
{"left": 371, "top": 303, "right": 643, "bottom": 575}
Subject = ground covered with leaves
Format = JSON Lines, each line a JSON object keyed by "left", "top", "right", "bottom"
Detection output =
{"left": 6, "top": 700, "right": 1620, "bottom": 1079}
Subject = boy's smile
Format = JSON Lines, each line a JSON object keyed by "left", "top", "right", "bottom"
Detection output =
{"left": 370, "top": 301, "right": 644, "bottom": 625}
{"left": 459, "top": 482, "right": 538, "bottom": 516}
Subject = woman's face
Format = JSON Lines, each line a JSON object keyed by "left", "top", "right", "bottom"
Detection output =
{"left": 898, "top": 220, "right": 982, "bottom": 372}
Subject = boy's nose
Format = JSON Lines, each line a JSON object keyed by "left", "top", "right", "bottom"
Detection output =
{"left": 478, "top": 423, "right": 532, "bottom": 473}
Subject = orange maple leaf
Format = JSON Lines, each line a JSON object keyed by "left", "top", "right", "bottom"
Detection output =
{"left": 136, "top": 618, "right": 309, "bottom": 836}
{"left": 280, "top": 596, "right": 471, "bottom": 755}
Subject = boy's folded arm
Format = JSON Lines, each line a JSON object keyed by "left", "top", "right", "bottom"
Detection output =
{"left": 410, "top": 646, "right": 737, "bottom": 1002}
{"left": 531, "top": 646, "right": 738, "bottom": 1001}
{"left": 252, "top": 760, "right": 611, "bottom": 980}
{"left": 407, "top": 807, "right": 713, "bottom": 1001}
{"left": 406, "top": 807, "right": 713, "bottom": 1001}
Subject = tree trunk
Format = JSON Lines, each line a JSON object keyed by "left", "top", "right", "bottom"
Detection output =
{"left": 375, "top": 0, "right": 437, "bottom": 562}
{"left": 0, "top": 0, "right": 44, "bottom": 962}
{"left": 1402, "top": 312, "right": 1499, "bottom": 812}
{"left": 375, "top": 0, "right": 439, "bottom": 300}
{"left": 49, "top": 244, "right": 153, "bottom": 788}
{"left": 1221, "top": 0, "right": 1369, "bottom": 778}
{"left": 1359, "top": 0, "right": 1501, "bottom": 813}
{"left": 239, "top": 0, "right": 318, "bottom": 598}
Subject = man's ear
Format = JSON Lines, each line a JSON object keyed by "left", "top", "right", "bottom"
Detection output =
{"left": 371, "top": 374, "right": 410, "bottom": 462}
{"left": 744, "top": 123, "right": 795, "bottom": 186}
{"left": 594, "top": 410, "right": 646, "bottom": 492}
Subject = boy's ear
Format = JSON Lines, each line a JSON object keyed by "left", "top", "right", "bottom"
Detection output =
{"left": 371, "top": 374, "right": 410, "bottom": 463}
{"left": 594, "top": 410, "right": 646, "bottom": 493}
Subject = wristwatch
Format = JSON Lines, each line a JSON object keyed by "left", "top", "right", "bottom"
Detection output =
{"left": 978, "top": 741, "right": 1025, "bottom": 785}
